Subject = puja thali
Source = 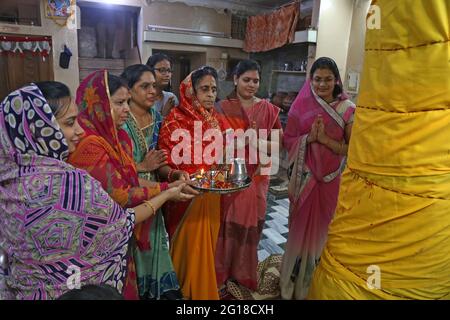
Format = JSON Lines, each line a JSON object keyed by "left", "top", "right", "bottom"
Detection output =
{"left": 190, "top": 169, "right": 252, "bottom": 194}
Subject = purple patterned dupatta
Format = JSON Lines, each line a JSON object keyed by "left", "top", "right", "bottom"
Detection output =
{"left": 0, "top": 85, "right": 134, "bottom": 299}
{"left": 280, "top": 79, "right": 355, "bottom": 299}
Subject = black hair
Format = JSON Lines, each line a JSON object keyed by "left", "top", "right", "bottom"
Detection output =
{"left": 309, "top": 57, "right": 342, "bottom": 98}
{"left": 57, "top": 284, "right": 123, "bottom": 300}
{"left": 191, "top": 66, "right": 218, "bottom": 94}
{"left": 146, "top": 52, "right": 172, "bottom": 69}
{"left": 146, "top": 53, "right": 173, "bottom": 91}
{"left": 233, "top": 59, "right": 261, "bottom": 78}
{"left": 34, "top": 81, "right": 72, "bottom": 117}
{"left": 107, "top": 73, "right": 129, "bottom": 96}
{"left": 120, "top": 64, "right": 155, "bottom": 89}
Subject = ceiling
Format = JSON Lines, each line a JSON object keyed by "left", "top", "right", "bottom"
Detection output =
{"left": 150, "top": 0, "right": 313, "bottom": 15}
{"left": 222, "top": 0, "right": 294, "bottom": 9}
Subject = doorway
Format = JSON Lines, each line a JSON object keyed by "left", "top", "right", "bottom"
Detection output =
{"left": 77, "top": 2, "right": 141, "bottom": 82}
{"left": 0, "top": 35, "right": 54, "bottom": 100}
{"left": 152, "top": 50, "right": 206, "bottom": 98}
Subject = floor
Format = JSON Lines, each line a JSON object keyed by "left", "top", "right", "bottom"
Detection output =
{"left": 258, "top": 196, "right": 290, "bottom": 262}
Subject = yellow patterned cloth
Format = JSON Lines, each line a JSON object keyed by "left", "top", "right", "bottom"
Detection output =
{"left": 308, "top": 0, "right": 450, "bottom": 299}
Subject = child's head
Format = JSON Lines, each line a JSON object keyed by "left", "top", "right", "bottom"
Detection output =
{"left": 57, "top": 284, "right": 123, "bottom": 300}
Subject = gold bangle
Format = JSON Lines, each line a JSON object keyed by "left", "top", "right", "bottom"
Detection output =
{"left": 144, "top": 200, "right": 156, "bottom": 216}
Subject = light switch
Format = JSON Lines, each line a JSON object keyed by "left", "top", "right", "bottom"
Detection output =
{"left": 347, "top": 71, "right": 359, "bottom": 93}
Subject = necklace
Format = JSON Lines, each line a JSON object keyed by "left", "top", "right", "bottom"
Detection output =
{"left": 131, "top": 110, "right": 153, "bottom": 130}
{"left": 129, "top": 112, "right": 153, "bottom": 153}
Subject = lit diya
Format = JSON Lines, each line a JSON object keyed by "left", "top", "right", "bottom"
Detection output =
{"left": 195, "top": 169, "right": 205, "bottom": 180}
{"left": 190, "top": 165, "right": 251, "bottom": 194}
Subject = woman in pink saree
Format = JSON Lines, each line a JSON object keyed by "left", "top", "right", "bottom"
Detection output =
{"left": 215, "top": 60, "right": 282, "bottom": 295}
{"left": 280, "top": 57, "right": 355, "bottom": 299}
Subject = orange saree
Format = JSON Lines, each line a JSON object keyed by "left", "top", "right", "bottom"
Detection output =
{"left": 158, "top": 73, "right": 225, "bottom": 300}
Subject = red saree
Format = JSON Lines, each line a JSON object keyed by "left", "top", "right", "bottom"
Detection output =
{"left": 215, "top": 95, "right": 282, "bottom": 291}
{"left": 67, "top": 70, "right": 161, "bottom": 299}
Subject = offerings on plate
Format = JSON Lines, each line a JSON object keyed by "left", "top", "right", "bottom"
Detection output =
{"left": 191, "top": 166, "right": 251, "bottom": 194}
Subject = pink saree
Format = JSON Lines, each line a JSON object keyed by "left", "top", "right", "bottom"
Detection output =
{"left": 280, "top": 80, "right": 355, "bottom": 299}
{"left": 215, "top": 96, "right": 281, "bottom": 291}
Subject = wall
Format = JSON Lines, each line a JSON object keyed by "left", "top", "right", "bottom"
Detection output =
{"left": 315, "top": 0, "right": 355, "bottom": 77}
{"left": 143, "top": 2, "right": 231, "bottom": 36}
{"left": 143, "top": 42, "right": 247, "bottom": 69}
{"left": 313, "top": 0, "right": 371, "bottom": 102}
{"left": 77, "top": 0, "right": 147, "bottom": 62}
{"left": 145, "top": 0, "right": 274, "bottom": 15}
{"left": 0, "top": 0, "right": 149, "bottom": 94}
{"left": 0, "top": 1, "right": 79, "bottom": 94}
{"left": 140, "top": 1, "right": 247, "bottom": 99}
{"left": 0, "top": 0, "right": 263, "bottom": 96}
{"left": 344, "top": 0, "right": 371, "bottom": 101}
{"left": 144, "top": 42, "right": 248, "bottom": 99}
{"left": 81, "top": 0, "right": 239, "bottom": 78}
{"left": 206, "top": 47, "right": 248, "bottom": 99}
{"left": 79, "top": 0, "right": 144, "bottom": 5}
{"left": 251, "top": 44, "right": 309, "bottom": 98}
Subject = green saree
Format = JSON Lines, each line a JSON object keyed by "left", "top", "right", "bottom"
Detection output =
{"left": 123, "top": 108, "right": 182, "bottom": 299}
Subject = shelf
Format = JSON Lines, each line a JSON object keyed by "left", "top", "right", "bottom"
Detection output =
{"left": 272, "top": 70, "right": 307, "bottom": 74}
{"left": 144, "top": 30, "right": 244, "bottom": 49}
{"left": 293, "top": 29, "right": 317, "bottom": 44}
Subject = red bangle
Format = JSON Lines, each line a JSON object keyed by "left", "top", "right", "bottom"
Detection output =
{"left": 160, "top": 182, "right": 169, "bottom": 191}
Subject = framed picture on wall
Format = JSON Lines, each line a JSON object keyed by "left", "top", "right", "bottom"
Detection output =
{"left": 45, "top": 0, "right": 73, "bottom": 19}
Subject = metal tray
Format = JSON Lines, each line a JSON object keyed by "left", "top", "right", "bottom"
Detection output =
{"left": 190, "top": 176, "right": 252, "bottom": 194}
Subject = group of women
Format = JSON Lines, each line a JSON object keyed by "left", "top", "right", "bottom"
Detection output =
{"left": 0, "top": 53, "right": 355, "bottom": 300}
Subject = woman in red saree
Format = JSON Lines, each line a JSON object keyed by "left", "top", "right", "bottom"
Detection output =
{"left": 215, "top": 60, "right": 283, "bottom": 295}
{"left": 158, "top": 66, "right": 226, "bottom": 300}
{"left": 280, "top": 57, "right": 355, "bottom": 299}
{"left": 68, "top": 70, "right": 193, "bottom": 299}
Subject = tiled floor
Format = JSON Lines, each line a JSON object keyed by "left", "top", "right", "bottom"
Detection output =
{"left": 257, "top": 197, "right": 290, "bottom": 261}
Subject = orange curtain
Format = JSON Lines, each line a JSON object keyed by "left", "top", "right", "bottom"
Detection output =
{"left": 244, "top": 2, "right": 299, "bottom": 53}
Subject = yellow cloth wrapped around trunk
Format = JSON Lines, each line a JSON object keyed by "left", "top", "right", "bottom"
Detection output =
{"left": 308, "top": 0, "right": 450, "bottom": 299}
